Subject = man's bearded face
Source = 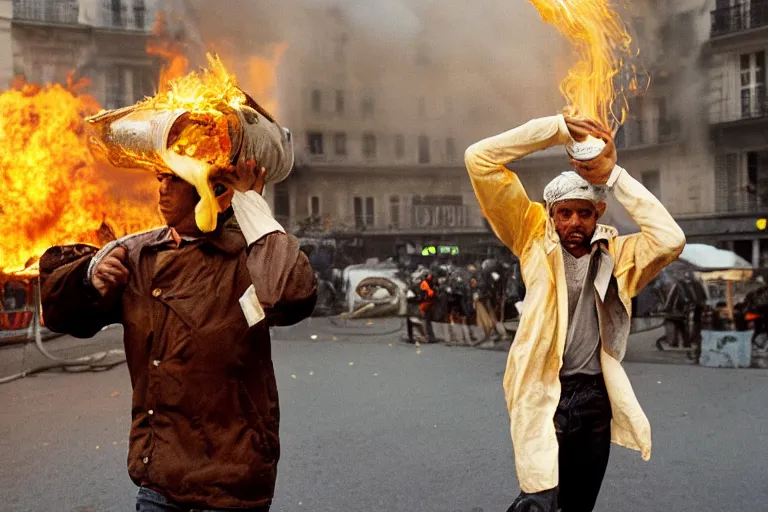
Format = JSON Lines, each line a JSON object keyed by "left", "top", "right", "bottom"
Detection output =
{"left": 157, "top": 173, "right": 198, "bottom": 228}
{"left": 552, "top": 199, "right": 605, "bottom": 253}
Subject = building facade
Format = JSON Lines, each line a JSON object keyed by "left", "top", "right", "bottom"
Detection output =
{"left": 264, "top": 4, "right": 568, "bottom": 258}
{"left": 0, "top": 0, "right": 163, "bottom": 108}
{"left": 499, "top": 0, "right": 768, "bottom": 268}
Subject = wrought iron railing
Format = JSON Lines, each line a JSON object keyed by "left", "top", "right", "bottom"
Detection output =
{"left": 12, "top": 0, "right": 79, "bottom": 25}
{"left": 13, "top": 0, "right": 149, "bottom": 30}
{"left": 711, "top": 1, "right": 768, "bottom": 38}
{"left": 712, "top": 95, "right": 768, "bottom": 123}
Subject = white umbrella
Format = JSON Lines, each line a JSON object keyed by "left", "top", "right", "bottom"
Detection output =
{"left": 679, "top": 244, "right": 753, "bottom": 271}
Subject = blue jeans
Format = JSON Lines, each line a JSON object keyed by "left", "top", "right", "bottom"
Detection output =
{"left": 136, "top": 487, "right": 270, "bottom": 512}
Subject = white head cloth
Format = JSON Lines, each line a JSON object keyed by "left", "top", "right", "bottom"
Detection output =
{"left": 543, "top": 171, "right": 607, "bottom": 212}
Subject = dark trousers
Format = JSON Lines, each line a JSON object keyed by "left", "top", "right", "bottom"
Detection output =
{"left": 406, "top": 305, "right": 436, "bottom": 343}
{"left": 510, "top": 374, "right": 612, "bottom": 512}
{"left": 136, "top": 487, "right": 270, "bottom": 512}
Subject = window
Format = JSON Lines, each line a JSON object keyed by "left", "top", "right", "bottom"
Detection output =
{"left": 715, "top": 153, "right": 739, "bottom": 212}
{"left": 740, "top": 51, "right": 765, "bottom": 118}
{"left": 335, "top": 90, "right": 345, "bottom": 114}
{"left": 106, "top": 66, "right": 155, "bottom": 108}
{"left": 446, "top": 137, "right": 456, "bottom": 162}
{"left": 365, "top": 197, "right": 375, "bottom": 226}
{"left": 311, "top": 89, "right": 322, "bottom": 113}
{"left": 354, "top": 196, "right": 375, "bottom": 228}
{"left": 307, "top": 132, "right": 324, "bottom": 155}
{"left": 110, "top": 0, "right": 125, "bottom": 28}
{"left": 310, "top": 196, "right": 320, "bottom": 217}
{"left": 418, "top": 135, "right": 430, "bottom": 164}
{"left": 747, "top": 150, "right": 768, "bottom": 207}
{"left": 362, "top": 95, "right": 375, "bottom": 118}
{"left": 395, "top": 134, "right": 405, "bottom": 159}
{"left": 389, "top": 196, "right": 400, "bottom": 228}
{"left": 334, "top": 132, "right": 347, "bottom": 155}
{"left": 362, "top": 133, "right": 377, "bottom": 158}
{"left": 133, "top": 0, "right": 146, "bottom": 29}
{"left": 641, "top": 171, "right": 661, "bottom": 199}
{"left": 105, "top": 67, "right": 127, "bottom": 109}
{"left": 273, "top": 182, "right": 290, "bottom": 223}
{"left": 334, "top": 33, "right": 348, "bottom": 62}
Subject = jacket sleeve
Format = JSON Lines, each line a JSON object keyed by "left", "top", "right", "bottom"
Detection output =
{"left": 464, "top": 114, "right": 572, "bottom": 257}
{"left": 611, "top": 167, "right": 686, "bottom": 297}
{"left": 39, "top": 245, "right": 123, "bottom": 339}
{"left": 246, "top": 232, "right": 317, "bottom": 327}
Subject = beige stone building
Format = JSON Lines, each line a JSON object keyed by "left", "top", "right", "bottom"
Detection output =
{"left": 0, "top": 0, "right": 163, "bottom": 107}
{"left": 263, "top": 4, "right": 568, "bottom": 258}
{"left": 8, "top": 1, "right": 767, "bottom": 264}
{"left": 494, "top": 0, "right": 768, "bottom": 267}
{"left": 262, "top": 1, "right": 768, "bottom": 265}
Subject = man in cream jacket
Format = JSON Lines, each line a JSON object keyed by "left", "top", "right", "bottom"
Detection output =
{"left": 464, "top": 116, "right": 685, "bottom": 512}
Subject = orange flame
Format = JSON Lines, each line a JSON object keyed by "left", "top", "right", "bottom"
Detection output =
{"left": 0, "top": 78, "right": 162, "bottom": 275}
{"left": 140, "top": 53, "right": 246, "bottom": 113}
{"left": 246, "top": 44, "right": 288, "bottom": 119}
{"left": 528, "top": 0, "right": 641, "bottom": 130}
{"left": 147, "top": 11, "right": 190, "bottom": 92}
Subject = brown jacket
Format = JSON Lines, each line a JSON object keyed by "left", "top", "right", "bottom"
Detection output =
{"left": 40, "top": 220, "right": 317, "bottom": 509}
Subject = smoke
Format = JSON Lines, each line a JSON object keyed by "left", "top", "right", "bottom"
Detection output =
{"left": 163, "top": 0, "right": 572, "bottom": 137}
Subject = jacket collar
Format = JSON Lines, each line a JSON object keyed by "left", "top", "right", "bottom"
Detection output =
{"left": 544, "top": 219, "right": 619, "bottom": 255}
{"left": 143, "top": 218, "right": 246, "bottom": 256}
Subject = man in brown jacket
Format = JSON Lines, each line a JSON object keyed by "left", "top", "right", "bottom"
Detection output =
{"left": 40, "top": 161, "right": 316, "bottom": 511}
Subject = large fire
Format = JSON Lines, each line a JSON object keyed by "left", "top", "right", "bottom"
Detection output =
{"left": 528, "top": 0, "right": 641, "bottom": 130}
{"left": 0, "top": 23, "right": 287, "bottom": 276}
{"left": 0, "top": 78, "right": 161, "bottom": 275}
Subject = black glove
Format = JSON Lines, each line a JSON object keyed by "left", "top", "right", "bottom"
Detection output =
{"left": 506, "top": 488, "right": 558, "bottom": 512}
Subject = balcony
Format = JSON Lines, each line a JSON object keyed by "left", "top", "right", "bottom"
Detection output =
{"left": 615, "top": 118, "right": 680, "bottom": 150}
{"left": 13, "top": 0, "right": 80, "bottom": 26}
{"left": 98, "top": 0, "right": 148, "bottom": 31}
{"left": 711, "top": 1, "right": 768, "bottom": 38}
{"left": 12, "top": 0, "right": 150, "bottom": 31}
{"left": 711, "top": 94, "right": 768, "bottom": 126}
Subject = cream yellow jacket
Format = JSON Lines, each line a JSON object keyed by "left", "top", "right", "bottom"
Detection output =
{"left": 464, "top": 115, "right": 686, "bottom": 493}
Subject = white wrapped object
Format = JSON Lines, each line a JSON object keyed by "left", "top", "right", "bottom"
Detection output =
{"left": 230, "top": 190, "right": 285, "bottom": 246}
{"left": 565, "top": 135, "right": 606, "bottom": 161}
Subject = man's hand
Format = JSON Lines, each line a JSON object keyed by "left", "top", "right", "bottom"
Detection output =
{"left": 91, "top": 246, "right": 130, "bottom": 298}
{"left": 210, "top": 158, "right": 267, "bottom": 195}
{"left": 564, "top": 117, "right": 617, "bottom": 185}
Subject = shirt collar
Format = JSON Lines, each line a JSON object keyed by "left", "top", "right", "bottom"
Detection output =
{"left": 545, "top": 220, "right": 619, "bottom": 255}
{"left": 146, "top": 219, "right": 247, "bottom": 256}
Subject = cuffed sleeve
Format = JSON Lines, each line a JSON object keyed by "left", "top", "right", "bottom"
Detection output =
{"left": 231, "top": 190, "right": 285, "bottom": 246}
{"left": 245, "top": 232, "right": 317, "bottom": 326}
{"left": 40, "top": 246, "right": 122, "bottom": 338}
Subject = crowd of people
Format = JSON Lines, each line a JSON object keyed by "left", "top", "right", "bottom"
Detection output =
{"left": 402, "top": 257, "right": 524, "bottom": 346}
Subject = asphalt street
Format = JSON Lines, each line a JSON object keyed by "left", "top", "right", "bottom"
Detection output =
{"left": 0, "top": 319, "right": 766, "bottom": 512}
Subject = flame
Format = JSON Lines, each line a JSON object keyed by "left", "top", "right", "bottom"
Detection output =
{"left": 246, "top": 44, "right": 288, "bottom": 119}
{"left": 147, "top": 11, "right": 190, "bottom": 91}
{"left": 207, "top": 40, "right": 288, "bottom": 119}
{"left": 140, "top": 53, "right": 246, "bottom": 113}
{"left": 0, "top": 78, "right": 162, "bottom": 275}
{"left": 527, "top": 0, "right": 640, "bottom": 130}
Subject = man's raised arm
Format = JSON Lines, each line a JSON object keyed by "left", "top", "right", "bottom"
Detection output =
{"left": 465, "top": 114, "right": 573, "bottom": 256}
{"left": 607, "top": 166, "right": 686, "bottom": 296}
